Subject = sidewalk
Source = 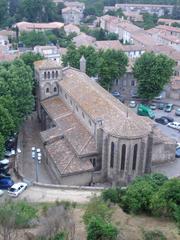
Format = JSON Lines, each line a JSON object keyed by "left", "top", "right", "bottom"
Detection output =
{"left": 21, "top": 113, "right": 55, "bottom": 184}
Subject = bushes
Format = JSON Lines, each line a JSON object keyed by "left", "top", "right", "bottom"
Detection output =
{"left": 142, "top": 230, "right": 167, "bottom": 240}
{"left": 87, "top": 217, "right": 118, "bottom": 240}
{"left": 83, "top": 196, "right": 118, "bottom": 240}
{"left": 101, "top": 174, "right": 180, "bottom": 227}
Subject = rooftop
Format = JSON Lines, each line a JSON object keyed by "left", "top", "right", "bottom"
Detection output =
{"left": 60, "top": 67, "right": 152, "bottom": 138}
{"left": 34, "top": 59, "right": 61, "bottom": 70}
{"left": 156, "top": 25, "right": 180, "bottom": 34}
{"left": 115, "top": 3, "right": 173, "bottom": 8}
{"left": 41, "top": 97, "right": 97, "bottom": 156}
{"left": 62, "top": 6, "right": 81, "bottom": 13}
{"left": 14, "top": 21, "right": 64, "bottom": 31}
{"left": 73, "top": 33, "right": 96, "bottom": 47}
{"left": 94, "top": 40, "right": 123, "bottom": 51}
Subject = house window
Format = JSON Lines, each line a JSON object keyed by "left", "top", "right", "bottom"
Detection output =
{"left": 44, "top": 72, "right": 47, "bottom": 79}
{"left": 46, "top": 88, "right": 49, "bottom": 93}
{"left": 89, "top": 119, "right": 92, "bottom": 126}
{"left": 110, "top": 142, "right": 114, "bottom": 168}
{"left": 82, "top": 112, "right": 85, "bottom": 119}
{"left": 56, "top": 71, "right": 58, "bottom": 78}
{"left": 52, "top": 71, "right": 55, "bottom": 79}
{"left": 131, "top": 80, "right": 135, "bottom": 86}
{"left": 132, "top": 144, "right": 138, "bottom": 170}
{"left": 90, "top": 158, "right": 96, "bottom": 167}
{"left": 54, "top": 87, "right": 57, "bottom": 92}
{"left": 115, "top": 79, "right": 118, "bottom": 85}
{"left": 121, "top": 144, "right": 126, "bottom": 170}
{"left": 48, "top": 71, "right": 50, "bottom": 79}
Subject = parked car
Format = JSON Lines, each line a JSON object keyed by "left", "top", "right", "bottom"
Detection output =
{"left": 8, "top": 182, "right": 27, "bottom": 197}
{"left": 129, "top": 100, "right": 136, "bottom": 108}
{"left": 161, "top": 116, "right": 174, "bottom": 123}
{"left": 0, "top": 159, "right": 9, "bottom": 167}
{"left": 149, "top": 103, "right": 156, "bottom": 110}
{"left": 111, "top": 91, "right": 120, "bottom": 98}
{"left": 0, "top": 190, "right": 4, "bottom": 197}
{"left": 175, "top": 108, "right": 180, "bottom": 116}
{"left": 167, "top": 122, "right": 180, "bottom": 130}
{"left": 154, "top": 94, "right": 163, "bottom": 100}
{"left": 0, "top": 173, "right": 11, "bottom": 179}
{"left": 164, "top": 103, "right": 173, "bottom": 112}
{"left": 137, "top": 104, "right": 155, "bottom": 119}
{"left": 175, "top": 147, "right": 180, "bottom": 158}
{"left": 157, "top": 103, "right": 165, "bottom": 110}
{"left": 0, "top": 178, "right": 14, "bottom": 189}
{"left": 4, "top": 149, "right": 15, "bottom": 158}
{"left": 155, "top": 117, "right": 169, "bottom": 125}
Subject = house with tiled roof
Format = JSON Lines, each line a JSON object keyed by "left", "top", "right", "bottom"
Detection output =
{"left": 73, "top": 33, "right": 96, "bottom": 47}
{"left": 64, "top": 24, "right": 80, "bottom": 35}
{"left": 34, "top": 59, "right": 176, "bottom": 186}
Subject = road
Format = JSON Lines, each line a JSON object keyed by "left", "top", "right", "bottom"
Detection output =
{"left": 18, "top": 186, "right": 100, "bottom": 203}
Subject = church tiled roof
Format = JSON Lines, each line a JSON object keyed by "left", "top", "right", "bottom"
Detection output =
{"left": 60, "top": 67, "right": 152, "bottom": 139}
{"left": 34, "top": 59, "right": 61, "bottom": 70}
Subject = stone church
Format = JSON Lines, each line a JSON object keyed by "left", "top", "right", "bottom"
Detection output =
{"left": 34, "top": 58, "right": 175, "bottom": 186}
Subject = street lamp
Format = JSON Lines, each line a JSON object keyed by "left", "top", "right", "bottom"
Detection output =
{"left": 31, "top": 147, "right": 42, "bottom": 182}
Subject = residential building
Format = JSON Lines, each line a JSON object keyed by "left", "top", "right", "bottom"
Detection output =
{"left": 124, "top": 12, "right": 143, "bottom": 22}
{"left": 73, "top": 33, "right": 96, "bottom": 47}
{"left": 64, "top": 1, "right": 85, "bottom": 13}
{"left": 13, "top": 22, "right": 64, "bottom": 33}
{"left": 62, "top": 7, "right": 83, "bottom": 24}
{"left": 115, "top": 4, "right": 173, "bottom": 17}
{"left": 34, "top": 45, "right": 61, "bottom": 63}
{"left": 64, "top": 24, "right": 80, "bottom": 35}
{"left": 158, "top": 18, "right": 180, "bottom": 26}
{"left": 156, "top": 25, "right": 180, "bottom": 38}
{"left": 34, "top": 59, "right": 176, "bottom": 186}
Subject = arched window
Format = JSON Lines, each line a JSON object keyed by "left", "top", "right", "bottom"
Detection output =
{"left": 110, "top": 142, "right": 114, "bottom": 168}
{"left": 82, "top": 112, "right": 85, "bottom": 119}
{"left": 54, "top": 87, "right": 57, "bottom": 92}
{"left": 56, "top": 71, "right": 58, "bottom": 78}
{"left": 121, "top": 144, "right": 126, "bottom": 170}
{"left": 132, "top": 144, "right": 138, "bottom": 170}
{"left": 52, "top": 71, "right": 55, "bottom": 79}
{"left": 46, "top": 88, "right": 49, "bottom": 93}
{"left": 48, "top": 71, "right": 50, "bottom": 79}
{"left": 44, "top": 72, "right": 47, "bottom": 79}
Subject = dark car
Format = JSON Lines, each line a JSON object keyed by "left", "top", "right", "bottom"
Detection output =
{"left": 155, "top": 117, "right": 169, "bottom": 125}
{"left": 111, "top": 91, "right": 120, "bottom": 98}
{"left": 157, "top": 103, "right": 164, "bottom": 110}
{"left": 161, "top": 116, "right": 174, "bottom": 123}
{"left": 176, "top": 147, "right": 180, "bottom": 158}
{"left": 0, "top": 178, "right": 14, "bottom": 189}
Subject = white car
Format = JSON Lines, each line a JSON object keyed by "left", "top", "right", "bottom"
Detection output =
{"left": 8, "top": 182, "right": 28, "bottom": 197}
{"left": 167, "top": 122, "right": 180, "bottom": 130}
{"left": 0, "top": 190, "right": 4, "bottom": 197}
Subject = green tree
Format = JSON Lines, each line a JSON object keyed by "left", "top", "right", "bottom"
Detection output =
{"left": 0, "top": 134, "right": 4, "bottom": 159}
{"left": 17, "top": 0, "right": 59, "bottom": 22}
{"left": 0, "top": 105, "right": 15, "bottom": 140}
{"left": 133, "top": 52, "right": 175, "bottom": 100}
{"left": 20, "top": 31, "right": 48, "bottom": 47}
{"left": 172, "top": 0, "right": 180, "bottom": 20}
{"left": 150, "top": 178, "right": 180, "bottom": 222}
{"left": 87, "top": 216, "right": 118, "bottom": 240}
{"left": 0, "top": 0, "right": 8, "bottom": 27}
{"left": 20, "top": 52, "right": 43, "bottom": 72}
{"left": 63, "top": 45, "right": 99, "bottom": 77}
{"left": 98, "top": 49, "right": 128, "bottom": 90}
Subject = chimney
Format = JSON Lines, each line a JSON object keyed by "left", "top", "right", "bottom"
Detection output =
{"left": 80, "top": 55, "right": 86, "bottom": 73}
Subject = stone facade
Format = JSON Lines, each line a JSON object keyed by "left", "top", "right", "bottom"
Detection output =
{"left": 34, "top": 59, "right": 176, "bottom": 186}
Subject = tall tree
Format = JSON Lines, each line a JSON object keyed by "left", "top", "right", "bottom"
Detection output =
{"left": 98, "top": 49, "right": 128, "bottom": 90}
{"left": 133, "top": 53, "right": 175, "bottom": 100}
{"left": 172, "top": 0, "right": 180, "bottom": 20}
{"left": 0, "top": 105, "right": 15, "bottom": 139}
{"left": 63, "top": 45, "right": 99, "bottom": 77}
{"left": 0, "top": 0, "right": 8, "bottom": 27}
{"left": 0, "top": 134, "right": 4, "bottom": 159}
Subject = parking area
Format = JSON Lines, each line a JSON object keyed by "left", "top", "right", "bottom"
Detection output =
{"left": 128, "top": 101, "right": 180, "bottom": 143}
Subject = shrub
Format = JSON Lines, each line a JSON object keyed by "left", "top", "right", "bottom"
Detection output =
{"left": 102, "top": 188, "right": 119, "bottom": 203}
{"left": 121, "top": 180, "right": 154, "bottom": 214}
{"left": 150, "top": 178, "right": 180, "bottom": 220}
{"left": 143, "top": 230, "right": 167, "bottom": 240}
{"left": 83, "top": 196, "right": 113, "bottom": 226}
{"left": 87, "top": 216, "right": 118, "bottom": 240}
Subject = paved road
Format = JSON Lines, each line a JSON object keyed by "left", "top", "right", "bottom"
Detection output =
{"left": 19, "top": 186, "right": 100, "bottom": 203}
{"left": 22, "top": 113, "right": 55, "bottom": 184}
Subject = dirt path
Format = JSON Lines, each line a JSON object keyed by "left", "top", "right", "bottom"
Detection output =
{"left": 19, "top": 186, "right": 100, "bottom": 203}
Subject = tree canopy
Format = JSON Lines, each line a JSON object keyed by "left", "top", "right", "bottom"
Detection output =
{"left": 133, "top": 52, "right": 175, "bottom": 100}
{"left": 63, "top": 45, "right": 128, "bottom": 90}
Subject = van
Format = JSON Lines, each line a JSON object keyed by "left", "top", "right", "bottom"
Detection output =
{"left": 137, "top": 104, "right": 155, "bottom": 119}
